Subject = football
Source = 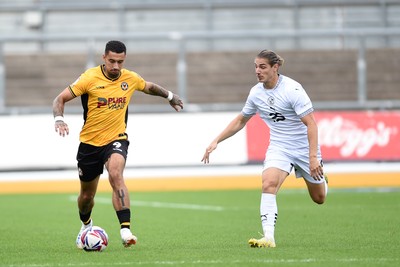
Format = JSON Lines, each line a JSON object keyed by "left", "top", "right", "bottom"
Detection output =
{"left": 80, "top": 226, "right": 109, "bottom": 252}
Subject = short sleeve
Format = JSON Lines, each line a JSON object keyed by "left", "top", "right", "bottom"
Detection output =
{"left": 241, "top": 96, "right": 257, "bottom": 118}
{"left": 69, "top": 72, "right": 90, "bottom": 97}
{"left": 291, "top": 87, "right": 313, "bottom": 117}
{"left": 127, "top": 70, "right": 146, "bottom": 92}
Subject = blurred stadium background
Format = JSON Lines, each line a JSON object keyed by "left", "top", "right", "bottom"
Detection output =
{"left": 0, "top": 0, "right": 399, "bottom": 192}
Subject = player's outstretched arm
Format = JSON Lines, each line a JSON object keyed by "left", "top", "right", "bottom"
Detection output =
{"left": 201, "top": 114, "right": 251, "bottom": 164}
{"left": 301, "top": 112, "right": 324, "bottom": 180}
{"left": 52, "top": 87, "right": 75, "bottom": 137}
{"left": 142, "top": 82, "right": 183, "bottom": 112}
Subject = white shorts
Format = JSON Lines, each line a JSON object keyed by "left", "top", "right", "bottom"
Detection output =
{"left": 263, "top": 147, "right": 324, "bottom": 184}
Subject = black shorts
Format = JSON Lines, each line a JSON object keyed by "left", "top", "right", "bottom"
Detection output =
{"left": 76, "top": 140, "right": 129, "bottom": 182}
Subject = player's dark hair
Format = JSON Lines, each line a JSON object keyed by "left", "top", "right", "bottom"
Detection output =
{"left": 257, "top": 50, "right": 284, "bottom": 67}
{"left": 105, "top": 40, "right": 126, "bottom": 55}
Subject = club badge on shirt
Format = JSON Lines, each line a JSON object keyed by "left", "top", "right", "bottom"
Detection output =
{"left": 121, "top": 82, "right": 128, "bottom": 91}
{"left": 267, "top": 96, "right": 275, "bottom": 106}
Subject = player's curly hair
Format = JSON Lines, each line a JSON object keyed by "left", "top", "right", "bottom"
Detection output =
{"left": 257, "top": 50, "right": 284, "bottom": 67}
{"left": 105, "top": 40, "right": 126, "bottom": 55}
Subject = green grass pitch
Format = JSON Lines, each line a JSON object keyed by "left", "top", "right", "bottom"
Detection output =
{"left": 0, "top": 188, "right": 399, "bottom": 267}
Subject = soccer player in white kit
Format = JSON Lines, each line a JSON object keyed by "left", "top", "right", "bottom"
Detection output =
{"left": 201, "top": 50, "right": 328, "bottom": 248}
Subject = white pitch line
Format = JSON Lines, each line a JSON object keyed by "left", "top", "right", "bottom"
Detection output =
{"left": 3, "top": 257, "right": 399, "bottom": 267}
{"left": 129, "top": 200, "right": 225, "bottom": 211}
{"left": 68, "top": 196, "right": 226, "bottom": 211}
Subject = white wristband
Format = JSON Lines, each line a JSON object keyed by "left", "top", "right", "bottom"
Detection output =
{"left": 167, "top": 91, "right": 174, "bottom": 101}
{"left": 54, "top": 116, "right": 64, "bottom": 122}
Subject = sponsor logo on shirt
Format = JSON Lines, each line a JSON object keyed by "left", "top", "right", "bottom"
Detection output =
{"left": 97, "top": 97, "right": 127, "bottom": 110}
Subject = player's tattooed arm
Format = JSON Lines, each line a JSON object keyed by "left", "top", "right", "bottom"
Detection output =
{"left": 143, "top": 82, "right": 169, "bottom": 97}
{"left": 142, "top": 81, "right": 183, "bottom": 111}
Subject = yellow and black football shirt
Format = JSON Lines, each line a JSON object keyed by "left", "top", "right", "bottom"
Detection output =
{"left": 69, "top": 65, "right": 146, "bottom": 146}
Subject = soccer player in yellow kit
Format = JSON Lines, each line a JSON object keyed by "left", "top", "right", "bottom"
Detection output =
{"left": 53, "top": 40, "right": 183, "bottom": 248}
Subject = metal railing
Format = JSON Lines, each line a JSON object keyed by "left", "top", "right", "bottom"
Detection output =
{"left": 1, "top": 0, "right": 400, "bottom": 113}
{"left": 1, "top": 28, "right": 400, "bottom": 114}
{"left": 1, "top": 0, "right": 400, "bottom": 49}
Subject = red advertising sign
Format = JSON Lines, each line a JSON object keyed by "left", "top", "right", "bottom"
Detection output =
{"left": 246, "top": 111, "right": 400, "bottom": 162}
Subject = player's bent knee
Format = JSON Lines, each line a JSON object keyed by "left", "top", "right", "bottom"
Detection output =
{"left": 312, "top": 194, "right": 325, "bottom": 205}
{"left": 262, "top": 180, "right": 279, "bottom": 193}
{"left": 79, "top": 192, "right": 95, "bottom": 203}
{"left": 309, "top": 189, "right": 326, "bottom": 204}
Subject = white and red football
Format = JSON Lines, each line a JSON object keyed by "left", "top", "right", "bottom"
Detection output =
{"left": 80, "top": 226, "right": 109, "bottom": 252}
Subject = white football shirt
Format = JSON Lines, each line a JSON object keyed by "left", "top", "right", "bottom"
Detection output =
{"left": 242, "top": 74, "right": 314, "bottom": 151}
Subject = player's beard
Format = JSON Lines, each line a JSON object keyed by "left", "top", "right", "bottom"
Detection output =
{"left": 108, "top": 69, "right": 120, "bottom": 79}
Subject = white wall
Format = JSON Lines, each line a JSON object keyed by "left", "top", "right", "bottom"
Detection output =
{"left": 0, "top": 113, "right": 247, "bottom": 170}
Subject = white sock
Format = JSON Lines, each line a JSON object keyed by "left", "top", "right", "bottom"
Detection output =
{"left": 260, "top": 193, "right": 278, "bottom": 240}
{"left": 324, "top": 179, "right": 328, "bottom": 196}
